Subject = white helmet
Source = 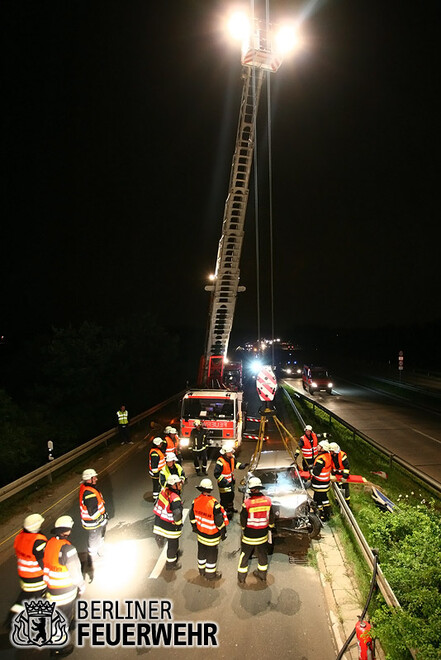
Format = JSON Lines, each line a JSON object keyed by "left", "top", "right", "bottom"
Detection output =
{"left": 153, "top": 437, "right": 163, "bottom": 446}
{"left": 165, "top": 426, "right": 173, "bottom": 434}
{"left": 329, "top": 442, "right": 341, "bottom": 453}
{"left": 166, "top": 474, "right": 183, "bottom": 487}
{"left": 197, "top": 478, "right": 213, "bottom": 491}
{"left": 170, "top": 427, "right": 177, "bottom": 434}
{"left": 23, "top": 514, "right": 44, "bottom": 533}
{"left": 82, "top": 468, "right": 97, "bottom": 481}
{"left": 318, "top": 440, "right": 330, "bottom": 452}
{"left": 166, "top": 453, "right": 178, "bottom": 462}
{"left": 220, "top": 443, "right": 235, "bottom": 455}
{"left": 248, "top": 477, "right": 264, "bottom": 490}
{"left": 193, "top": 420, "right": 201, "bottom": 426}
{"left": 54, "top": 515, "right": 74, "bottom": 530}
{"left": 304, "top": 425, "right": 313, "bottom": 432}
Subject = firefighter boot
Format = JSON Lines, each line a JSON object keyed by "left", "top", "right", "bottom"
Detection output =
{"left": 253, "top": 569, "right": 267, "bottom": 582}
{"left": 237, "top": 574, "right": 246, "bottom": 585}
{"left": 206, "top": 571, "right": 222, "bottom": 581}
{"left": 166, "top": 562, "right": 182, "bottom": 571}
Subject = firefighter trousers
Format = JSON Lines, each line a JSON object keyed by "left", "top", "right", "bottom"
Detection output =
{"left": 156, "top": 535, "right": 180, "bottom": 567}
{"left": 219, "top": 490, "right": 235, "bottom": 519}
{"left": 193, "top": 449, "right": 208, "bottom": 473}
{"left": 197, "top": 541, "right": 219, "bottom": 576}
{"left": 87, "top": 524, "right": 106, "bottom": 559}
{"left": 313, "top": 487, "right": 332, "bottom": 521}
{"left": 151, "top": 476, "right": 160, "bottom": 500}
{"left": 238, "top": 540, "right": 269, "bottom": 578}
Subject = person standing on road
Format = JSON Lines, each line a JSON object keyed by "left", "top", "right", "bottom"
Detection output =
{"left": 164, "top": 425, "right": 180, "bottom": 462}
{"left": 311, "top": 440, "right": 333, "bottom": 521}
{"left": 79, "top": 468, "right": 108, "bottom": 565}
{"left": 190, "top": 478, "right": 228, "bottom": 581}
{"left": 9, "top": 514, "right": 47, "bottom": 619}
{"left": 190, "top": 420, "right": 208, "bottom": 476}
{"left": 295, "top": 425, "right": 319, "bottom": 471}
{"left": 117, "top": 404, "right": 132, "bottom": 445}
{"left": 237, "top": 477, "right": 275, "bottom": 585}
{"left": 153, "top": 475, "right": 184, "bottom": 571}
{"left": 329, "top": 442, "right": 351, "bottom": 507}
{"left": 214, "top": 443, "right": 248, "bottom": 520}
{"left": 43, "top": 515, "right": 85, "bottom": 656}
{"left": 149, "top": 437, "right": 166, "bottom": 501}
{"left": 159, "top": 452, "right": 186, "bottom": 489}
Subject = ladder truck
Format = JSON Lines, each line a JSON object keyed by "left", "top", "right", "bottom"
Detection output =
{"left": 181, "top": 16, "right": 290, "bottom": 449}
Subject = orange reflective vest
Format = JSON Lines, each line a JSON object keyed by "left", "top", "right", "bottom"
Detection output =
{"left": 149, "top": 447, "right": 166, "bottom": 476}
{"left": 43, "top": 537, "right": 77, "bottom": 605}
{"left": 300, "top": 432, "right": 319, "bottom": 461}
{"left": 244, "top": 494, "right": 272, "bottom": 530}
{"left": 192, "top": 494, "right": 228, "bottom": 536}
{"left": 79, "top": 484, "right": 106, "bottom": 529}
{"left": 332, "top": 451, "right": 350, "bottom": 476}
{"left": 312, "top": 452, "right": 333, "bottom": 487}
{"left": 14, "top": 531, "right": 47, "bottom": 592}
{"left": 216, "top": 456, "right": 235, "bottom": 492}
{"left": 164, "top": 435, "right": 178, "bottom": 459}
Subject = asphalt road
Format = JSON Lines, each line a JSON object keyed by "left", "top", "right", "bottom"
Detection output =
{"left": 286, "top": 376, "right": 441, "bottom": 485}
{"left": 0, "top": 390, "right": 336, "bottom": 659}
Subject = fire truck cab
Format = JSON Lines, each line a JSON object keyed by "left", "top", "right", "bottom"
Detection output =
{"left": 180, "top": 390, "right": 243, "bottom": 448}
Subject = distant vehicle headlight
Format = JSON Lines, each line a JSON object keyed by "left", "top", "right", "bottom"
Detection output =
{"left": 311, "top": 382, "right": 317, "bottom": 388}
{"left": 328, "top": 383, "right": 333, "bottom": 388}
{"left": 180, "top": 438, "right": 190, "bottom": 448}
{"left": 285, "top": 368, "right": 292, "bottom": 374}
{"left": 296, "top": 368, "right": 302, "bottom": 374}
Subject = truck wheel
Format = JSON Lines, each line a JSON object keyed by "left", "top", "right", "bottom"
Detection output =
{"left": 307, "top": 513, "right": 321, "bottom": 539}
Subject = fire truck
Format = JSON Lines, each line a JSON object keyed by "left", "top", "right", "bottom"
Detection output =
{"left": 180, "top": 13, "right": 292, "bottom": 447}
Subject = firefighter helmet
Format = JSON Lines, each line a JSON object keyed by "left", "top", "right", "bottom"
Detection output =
{"left": 318, "top": 440, "right": 330, "bottom": 452}
{"left": 54, "top": 515, "right": 74, "bottom": 530}
{"left": 304, "top": 425, "right": 313, "bottom": 432}
{"left": 193, "top": 420, "right": 201, "bottom": 426}
{"left": 153, "top": 437, "right": 163, "bottom": 446}
{"left": 248, "top": 477, "right": 264, "bottom": 490}
{"left": 165, "top": 426, "right": 173, "bottom": 434}
{"left": 170, "top": 427, "right": 177, "bottom": 434}
{"left": 166, "top": 453, "right": 178, "bottom": 462}
{"left": 82, "top": 468, "right": 98, "bottom": 481}
{"left": 166, "top": 474, "right": 183, "bottom": 487}
{"left": 220, "top": 443, "right": 235, "bottom": 455}
{"left": 329, "top": 442, "right": 341, "bottom": 453}
{"left": 23, "top": 514, "right": 44, "bottom": 533}
{"left": 197, "top": 478, "right": 213, "bottom": 491}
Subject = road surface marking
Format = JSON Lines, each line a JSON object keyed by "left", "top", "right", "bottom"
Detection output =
{"left": 149, "top": 508, "right": 190, "bottom": 579}
{"left": 410, "top": 428, "right": 441, "bottom": 446}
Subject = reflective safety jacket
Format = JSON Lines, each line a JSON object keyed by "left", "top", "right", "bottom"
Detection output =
{"left": 14, "top": 530, "right": 47, "bottom": 592}
{"left": 240, "top": 493, "right": 275, "bottom": 545}
{"left": 299, "top": 432, "right": 319, "bottom": 462}
{"left": 190, "top": 427, "right": 208, "bottom": 452}
{"left": 117, "top": 409, "right": 128, "bottom": 425}
{"left": 79, "top": 484, "right": 106, "bottom": 529}
{"left": 43, "top": 537, "right": 78, "bottom": 606}
{"left": 190, "top": 493, "right": 228, "bottom": 546}
{"left": 331, "top": 451, "right": 350, "bottom": 479}
{"left": 153, "top": 488, "right": 183, "bottom": 539}
{"left": 214, "top": 456, "right": 246, "bottom": 493}
{"left": 164, "top": 434, "right": 178, "bottom": 460}
{"left": 149, "top": 447, "right": 166, "bottom": 476}
{"left": 159, "top": 462, "right": 185, "bottom": 488}
{"left": 312, "top": 452, "right": 333, "bottom": 491}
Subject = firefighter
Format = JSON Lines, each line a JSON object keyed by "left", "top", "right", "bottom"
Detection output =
{"left": 295, "top": 424, "right": 319, "bottom": 471}
{"left": 149, "top": 437, "right": 166, "bottom": 501}
{"left": 190, "top": 478, "right": 228, "bottom": 581}
{"left": 237, "top": 477, "right": 275, "bottom": 585}
{"left": 79, "top": 468, "right": 108, "bottom": 564}
{"left": 43, "top": 515, "right": 85, "bottom": 651}
{"left": 164, "top": 425, "right": 180, "bottom": 462}
{"left": 10, "top": 514, "right": 47, "bottom": 619}
{"left": 117, "top": 404, "right": 132, "bottom": 445}
{"left": 214, "top": 443, "right": 249, "bottom": 520}
{"left": 153, "top": 475, "right": 184, "bottom": 570}
{"left": 159, "top": 452, "right": 186, "bottom": 489}
{"left": 190, "top": 420, "right": 208, "bottom": 476}
{"left": 329, "top": 442, "right": 351, "bottom": 506}
{"left": 311, "top": 440, "right": 334, "bottom": 521}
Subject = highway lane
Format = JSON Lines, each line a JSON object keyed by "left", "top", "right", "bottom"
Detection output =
{"left": 0, "top": 421, "right": 336, "bottom": 658}
{"left": 285, "top": 377, "right": 441, "bottom": 484}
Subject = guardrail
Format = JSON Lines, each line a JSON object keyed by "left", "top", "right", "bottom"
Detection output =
{"left": 0, "top": 391, "right": 185, "bottom": 504}
{"left": 282, "top": 383, "right": 441, "bottom": 496}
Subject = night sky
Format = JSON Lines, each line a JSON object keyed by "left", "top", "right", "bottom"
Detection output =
{"left": 1, "top": 0, "right": 440, "bottom": 351}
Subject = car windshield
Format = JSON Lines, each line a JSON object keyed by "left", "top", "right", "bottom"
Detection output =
{"left": 312, "top": 370, "right": 328, "bottom": 379}
{"left": 182, "top": 398, "right": 234, "bottom": 420}
{"left": 253, "top": 468, "right": 303, "bottom": 496}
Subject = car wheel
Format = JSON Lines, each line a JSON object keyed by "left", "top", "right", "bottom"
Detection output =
{"left": 309, "top": 387, "right": 314, "bottom": 395}
{"left": 307, "top": 513, "right": 322, "bottom": 539}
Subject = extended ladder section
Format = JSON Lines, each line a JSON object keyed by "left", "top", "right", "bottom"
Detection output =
{"left": 204, "top": 66, "right": 264, "bottom": 385}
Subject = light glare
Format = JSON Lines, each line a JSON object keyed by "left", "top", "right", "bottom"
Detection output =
{"left": 228, "top": 12, "right": 250, "bottom": 42}
{"left": 275, "top": 25, "right": 300, "bottom": 55}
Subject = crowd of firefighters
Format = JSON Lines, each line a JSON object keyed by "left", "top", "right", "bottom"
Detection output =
{"left": 9, "top": 418, "right": 350, "bottom": 656}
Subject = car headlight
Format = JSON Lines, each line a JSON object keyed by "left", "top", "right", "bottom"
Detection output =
{"left": 286, "top": 368, "right": 291, "bottom": 374}
{"left": 180, "top": 438, "right": 189, "bottom": 448}
{"left": 311, "top": 382, "right": 317, "bottom": 388}
{"left": 294, "top": 502, "right": 309, "bottom": 517}
{"left": 328, "top": 383, "right": 333, "bottom": 388}
{"left": 296, "top": 368, "right": 302, "bottom": 374}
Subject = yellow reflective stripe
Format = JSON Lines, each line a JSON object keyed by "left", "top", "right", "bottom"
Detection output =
{"left": 249, "top": 506, "right": 270, "bottom": 513}
{"left": 242, "top": 533, "right": 268, "bottom": 544}
{"left": 197, "top": 534, "right": 220, "bottom": 546}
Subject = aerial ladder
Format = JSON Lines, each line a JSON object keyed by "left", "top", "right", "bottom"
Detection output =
{"left": 200, "top": 16, "right": 287, "bottom": 388}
